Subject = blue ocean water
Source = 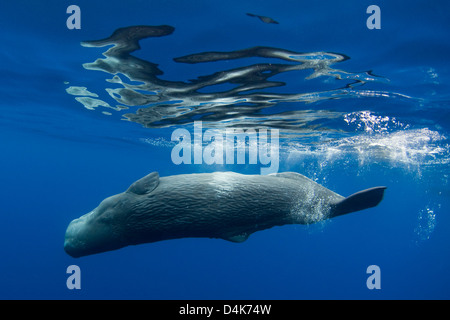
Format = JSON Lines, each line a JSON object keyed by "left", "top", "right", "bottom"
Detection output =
{"left": 1, "top": 0, "right": 449, "bottom": 299}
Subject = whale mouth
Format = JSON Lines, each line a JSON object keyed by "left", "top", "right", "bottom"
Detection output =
{"left": 64, "top": 210, "right": 100, "bottom": 258}
{"left": 64, "top": 238, "right": 84, "bottom": 258}
{"left": 64, "top": 217, "right": 89, "bottom": 258}
{"left": 64, "top": 210, "right": 127, "bottom": 258}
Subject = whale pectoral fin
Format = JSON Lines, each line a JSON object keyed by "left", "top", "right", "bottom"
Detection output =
{"left": 126, "top": 172, "right": 160, "bottom": 195}
{"left": 225, "top": 233, "right": 249, "bottom": 243}
{"left": 331, "top": 186, "right": 387, "bottom": 217}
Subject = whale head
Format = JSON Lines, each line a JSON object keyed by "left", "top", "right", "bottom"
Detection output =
{"left": 64, "top": 194, "right": 130, "bottom": 258}
{"left": 64, "top": 172, "right": 160, "bottom": 258}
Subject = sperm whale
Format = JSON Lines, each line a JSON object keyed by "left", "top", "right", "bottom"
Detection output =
{"left": 64, "top": 171, "right": 386, "bottom": 258}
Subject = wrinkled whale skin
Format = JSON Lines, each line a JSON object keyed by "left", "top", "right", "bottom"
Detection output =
{"left": 64, "top": 171, "right": 386, "bottom": 258}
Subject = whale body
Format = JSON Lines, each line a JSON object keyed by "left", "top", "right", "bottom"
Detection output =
{"left": 64, "top": 171, "right": 386, "bottom": 258}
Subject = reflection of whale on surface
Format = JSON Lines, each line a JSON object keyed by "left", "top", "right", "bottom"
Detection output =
{"left": 64, "top": 171, "right": 386, "bottom": 258}
{"left": 246, "top": 13, "right": 279, "bottom": 24}
{"left": 69, "top": 25, "right": 389, "bottom": 134}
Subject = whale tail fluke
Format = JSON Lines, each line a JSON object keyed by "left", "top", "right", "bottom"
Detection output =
{"left": 331, "top": 186, "right": 387, "bottom": 218}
